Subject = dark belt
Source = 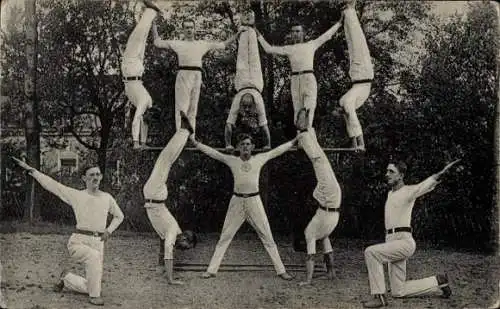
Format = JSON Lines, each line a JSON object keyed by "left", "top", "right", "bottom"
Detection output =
{"left": 352, "top": 78, "right": 373, "bottom": 85}
{"left": 178, "top": 66, "right": 202, "bottom": 72}
{"left": 123, "top": 76, "right": 142, "bottom": 81}
{"left": 234, "top": 192, "right": 260, "bottom": 198}
{"left": 145, "top": 199, "right": 166, "bottom": 204}
{"left": 75, "top": 229, "right": 104, "bottom": 237}
{"left": 291, "top": 70, "right": 314, "bottom": 76}
{"left": 386, "top": 227, "right": 412, "bottom": 234}
{"left": 237, "top": 86, "right": 261, "bottom": 93}
{"left": 318, "top": 205, "right": 340, "bottom": 212}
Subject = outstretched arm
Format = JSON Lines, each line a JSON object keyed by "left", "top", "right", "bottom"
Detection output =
{"left": 152, "top": 22, "right": 171, "bottom": 49}
{"left": 256, "top": 29, "right": 289, "bottom": 56}
{"left": 412, "top": 159, "right": 461, "bottom": 199}
{"left": 260, "top": 136, "right": 298, "bottom": 161}
{"left": 190, "top": 135, "right": 231, "bottom": 164}
{"left": 312, "top": 21, "right": 342, "bottom": 49}
{"left": 12, "top": 157, "right": 79, "bottom": 206}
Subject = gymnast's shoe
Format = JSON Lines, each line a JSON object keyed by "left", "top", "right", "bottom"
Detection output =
{"left": 436, "top": 273, "right": 452, "bottom": 299}
{"left": 362, "top": 294, "right": 387, "bottom": 308}
{"left": 201, "top": 272, "right": 216, "bottom": 279}
{"left": 278, "top": 272, "right": 294, "bottom": 281}
{"left": 143, "top": 0, "right": 161, "bottom": 13}
{"left": 53, "top": 269, "right": 68, "bottom": 292}
{"left": 89, "top": 296, "right": 104, "bottom": 306}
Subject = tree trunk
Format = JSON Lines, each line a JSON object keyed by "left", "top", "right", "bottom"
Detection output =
{"left": 494, "top": 2, "right": 500, "bottom": 257}
{"left": 98, "top": 119, "right": 111, "bottom": 175}
{"left": 494, "top": 59, "right": 500, "bottom": 256}
{"left": 23, "top": 0, "right": 40, "bottom": 223}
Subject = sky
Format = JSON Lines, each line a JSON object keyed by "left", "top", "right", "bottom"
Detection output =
{"left": 0, "top": 0, "right": 473, "bottom": 30}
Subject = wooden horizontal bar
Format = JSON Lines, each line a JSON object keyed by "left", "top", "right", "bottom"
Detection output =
{"left": 141, "top": 146, "right": 360, "bottom": 153}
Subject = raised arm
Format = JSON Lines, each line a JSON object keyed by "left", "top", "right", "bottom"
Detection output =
{"left": 12, "top": 157, "right": 79, "bottom": 206}
{"left": 152, "top": 22, "right": 171, "bottom": 49}
{"left": 412, "top": 159, "right": 461, "bottom": 199}
{"left": 190, "top": 135, "right": 231, "bottom": 164}
{"left": 312, "top": 21, "right": 342, "bottom": 49}
{"left": 259, "top": 137, "right": 298, "bottom": 161}
{"left": 256, "top": 29, "right": 289, "bottom": 56}
{"left": 206, "top": 28, "right": 247, "bottom": 51}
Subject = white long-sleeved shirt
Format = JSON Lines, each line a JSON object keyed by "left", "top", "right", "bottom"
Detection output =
{"left": 257, "top": 23, "right": 341, "bottom": 72}
{"left": 195, "top": 141, "right": 295, "bottom": 193}
{"left": 384, "top": 176, "right": 439, "bottom": 230}
{"left": 154, "top": 39, "right": 226, "bottom": 67}
{"left": 31, "top": 171, "right": 124, "bottom": 233}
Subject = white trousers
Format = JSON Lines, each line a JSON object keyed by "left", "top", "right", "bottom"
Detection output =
{"left": 63, "top": 233, "right": 104, "bottom": 298}
{"left": 207, "top": 195, "right": 286, "bottom": 275}
{"left": 234, "top": 27, "right": 263, "bottom": 91}
{"left": 364, "top": 232, "right": 441, "bottom": 297}
{"left": 124, "top": 81, "right": 152, "bottom": 143}
{"left": 291, "top": 73, "right": 317, "bottom": 128}
{"left": 121, "top": 9, "right": 157, "bottom": 143}
{"left": 341, "top": 7, "right": 374, "bottom": 138}
{"left": 146, "top": 204, "right": 182, "bottom": 260}
{"left": 344, "top": 7, "right": 374, "bottom": 81}
{"left": 340, "top": 83, "right": 371, "bottom": 138}
{"left": 143, "top": 129, "right": 189, "bottom": 199}
{"left": 175, "top": 70, "right": 202, "bottom": 132}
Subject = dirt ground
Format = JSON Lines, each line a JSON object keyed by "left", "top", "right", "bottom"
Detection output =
{"left": 0, "top": 230, "right": 499, "bottom": 309}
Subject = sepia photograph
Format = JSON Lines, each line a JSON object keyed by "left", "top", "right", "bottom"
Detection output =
{"left": 0, "top": 0, "right": 498, "bottom": 308}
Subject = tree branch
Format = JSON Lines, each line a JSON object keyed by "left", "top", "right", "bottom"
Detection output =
{"left": 69, "top": 117, "right": 99, "bottom": 150}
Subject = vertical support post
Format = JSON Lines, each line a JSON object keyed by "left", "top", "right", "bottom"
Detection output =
{"left": 23, "top": 0, "right": 40, "bottom": 223}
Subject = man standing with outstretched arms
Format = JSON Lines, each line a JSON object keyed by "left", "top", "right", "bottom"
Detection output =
{"left": 362, "top": 159, "right": 461, "bottom": 308}
{"left": 152, "top": 19, "right": 243, "bottom": 133}
{"left": 13, "top": 158, "right": 124, "bottom": 306}
{"left": 256, "top": 19, "right": 342, "bottom": 132}
{"left": 186, "top": 112, "right": 295, "bottom": 280}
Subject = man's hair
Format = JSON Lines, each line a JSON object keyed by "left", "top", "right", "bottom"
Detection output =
{"left": 182, "top": 19, "right": 195, "bottom": 27}
{"left": 391, "top": 161, "right": 407, "bottom": 177}
{"left": 237, "top": 133, "right": 254, "bottom": 145}
{"left": 240, "top": 93, "right": 255, "bottom": 106}
{"left": 290, "top": 23, "right": 304, "bottom": 30}
{"left": 176, "top": 230, "right": 197, "bottom": 250}
{"left": 79, "top": 162, "right": 100, "bottom": 177}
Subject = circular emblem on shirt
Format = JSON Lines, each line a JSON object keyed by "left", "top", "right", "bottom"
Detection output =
{"left": 241, "top": 162, "right": 252, "bottom": 172}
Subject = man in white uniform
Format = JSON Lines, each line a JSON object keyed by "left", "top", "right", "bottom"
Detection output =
{"left": 225, "top": 10, "right": 270, "bottom": 150}
{"left": 152, "top": 19, "right": 242, "bottom": 133}
{"left": 256, "top": 19, "right": 342, "bottom": 135}
{"left": 339, "top": 0, "right": 374, "bottom": 151}
{"left": 13, "top": 158, "right": 124, "bottom": 306}
{"left": 362, "top": 159, "right": 461, "bottom": 308}
{"left": 189, "top": 118, "right": 295, "bottom": 280}
{"left": 121, "top": 0, "right": 162, "bottom": 149}
{"left": 143, "top": 126, "right": 196, "bottom": 285}
{"left": 295, "top": 109, "right": 342, "bottom": 286}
